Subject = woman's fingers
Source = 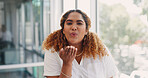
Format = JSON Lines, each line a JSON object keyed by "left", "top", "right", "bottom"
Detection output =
{"left": 73, "top": 48, "right": 77, "bottom": 56}
{"left": 60, "top": 46, "right": 78, "bottom": 64}
{"left": 67, "top": 46, "right": 71, "bottom": 55}
{"left": 63, "top": 46, "right": 77, "bottom": 57}
{"left": 69, "top": 46, "right": 77, "bottom": 56}
{"left": 71, "top": 46, "right": 75, "bottom": 56}
{"left": 71, "top": 46, "right": 76, "bottom": 56}
{"left": 64, "top": 46, "right": 68, "bottom": 55}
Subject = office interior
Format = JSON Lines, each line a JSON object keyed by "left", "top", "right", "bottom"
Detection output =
{"left": 0, "top": 0, "right": 148, "bottom": 78}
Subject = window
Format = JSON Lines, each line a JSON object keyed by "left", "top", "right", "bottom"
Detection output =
{"left": 98, "top": 0, "right": 148, "bottom": 77}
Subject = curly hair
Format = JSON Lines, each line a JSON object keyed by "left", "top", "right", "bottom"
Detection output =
{"left": 42, "top": 9, "right": 108, "bottom": 59}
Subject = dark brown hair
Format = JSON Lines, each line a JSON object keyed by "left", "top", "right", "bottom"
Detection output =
{"left": 60, "top": 9, "right": 91, "bottom": 31}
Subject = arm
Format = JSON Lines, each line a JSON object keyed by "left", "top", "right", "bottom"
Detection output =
{"left": 46, "top": 46, "right": 77, "bottom": 78}
{"left": 46, "top": 63, "right": 72, "bottom": 78}
{"left": 46, "top": 76, "right": 59, "bottom": 78}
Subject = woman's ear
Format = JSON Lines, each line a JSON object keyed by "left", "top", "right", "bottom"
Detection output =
{"left": 63, "top": 30, "right": 65, "bottom": 34}
{"left": 85, "top": 30, "right": 88, "bottom": 35}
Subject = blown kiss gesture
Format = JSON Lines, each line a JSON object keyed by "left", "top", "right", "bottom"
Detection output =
{"left": 59, "top": 46, "right": 77, "bottom": 65}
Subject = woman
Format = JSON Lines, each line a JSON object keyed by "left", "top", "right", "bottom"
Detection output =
{"left": 42, "top": 9, "right": 119, "bottom": 78}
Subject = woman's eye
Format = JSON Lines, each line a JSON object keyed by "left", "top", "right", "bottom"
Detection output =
{"left": 67, "top": 23, "right": 72, "bottom": 25}
{"left": 77, "top": 23, "right": 83, "bottom": 25}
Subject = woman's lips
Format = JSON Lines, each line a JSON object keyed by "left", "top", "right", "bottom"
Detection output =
{"left": 70, "top": 33, "right": 77, "bottom": 37}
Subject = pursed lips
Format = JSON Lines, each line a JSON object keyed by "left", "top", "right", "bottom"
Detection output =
{"left": 70, "top": 32, "right": 78, "bottom": 37}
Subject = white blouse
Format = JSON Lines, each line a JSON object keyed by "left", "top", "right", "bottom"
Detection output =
{"left": 43, "top": 47, "right": 119, "bottom": 78}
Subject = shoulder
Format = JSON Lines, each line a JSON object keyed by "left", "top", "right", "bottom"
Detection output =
{"left": 43, "top": 48, "right": 62, "bottom": 76}
{"left": 101, "top": 46, "right": 115, "bottom": 65}
{"left": 101, "top": 46, "right": 119, "bottom": 77}
{"left": 44, "top": 48, "right": 62, "bottom": 67}
{"left": 44, "top": 48, "right": 60, "bottom": 59}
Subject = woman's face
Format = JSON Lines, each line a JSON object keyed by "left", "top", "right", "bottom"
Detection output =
{"left": 63, "top": 12, "right": 87, "bottom": 45}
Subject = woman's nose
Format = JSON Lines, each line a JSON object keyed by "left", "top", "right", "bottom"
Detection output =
{"left": 71, "top": 25, "right": 77, "bottom": 31}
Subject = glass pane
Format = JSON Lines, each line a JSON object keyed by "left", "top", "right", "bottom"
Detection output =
{"left": 0, "top": 0, "right": 45, "bottom": 66}
{"left": 1, "top": 47, "right": 43, "bottom": 65}
{"left": 0, "top": 1, "right": 15, "bottom": 65}
{"left": 25, "top": 2, "right": 32, "bottom": 50}
{"left": 32, "top": 0, "right": 46, "bottom": 51}
{"left": 0, "top": 66, "right": 44, "bottom": 78}
{"left": 0, "top": 2, "right": 4, "bottom": 25}
{"left": 98, "top": 0, "right": 148, "bottom": 77}
{"left": 43, "top": 0, "right": 50, "bottom": 39}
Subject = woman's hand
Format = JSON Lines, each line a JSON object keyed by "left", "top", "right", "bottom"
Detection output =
{"left": 59, "top": 46, "right": 77, "bottom": 65}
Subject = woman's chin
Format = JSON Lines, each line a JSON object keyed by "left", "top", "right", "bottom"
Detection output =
{"left": 68, "top": 40, "right": 82, "bottom": 45}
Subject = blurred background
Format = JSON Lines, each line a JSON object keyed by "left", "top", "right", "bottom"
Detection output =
{"left": 0, "top": 0, "right": 148, "bottom": 78}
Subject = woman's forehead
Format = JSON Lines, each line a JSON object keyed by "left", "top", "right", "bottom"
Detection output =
{"left": 66, "top": 12, "right": 84, "bottom": 22}
{"left": 66, "top": 12, "right": 84, "bottom": 21}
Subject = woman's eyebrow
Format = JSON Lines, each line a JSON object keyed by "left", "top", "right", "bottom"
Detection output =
{"left": 66, "top": 19, "right": 73, "bottom": 22}
{"left": 66, "top": 19, "right": 84, "bottom": 22}
{"left": 77, "top": 20, "right": 84, "bottom": 22}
